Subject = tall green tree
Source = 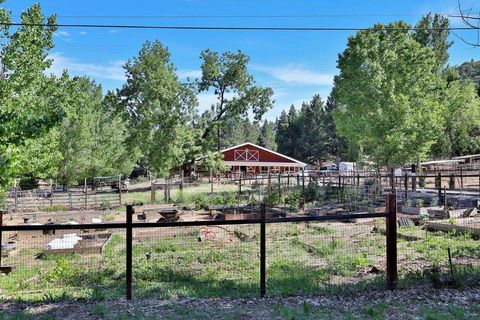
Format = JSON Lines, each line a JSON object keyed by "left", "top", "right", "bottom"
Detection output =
{"left": 257, "top": 120, "right": 277, "bottom": 151}
{"left": 276, "top": 107, "right": 299, "bottom": 158}
{"left": 108, "top": 41, "right": 198, "bottom": 177}
{"left": 220, "top": 117, "right": 260, "bottom": 149}
{"left": 296, "top": 95, "right": 336, "bottom": 165}
{"left": 0, "top": 3, "right": 62, "bottom": 188}
{"left": 332, "top": 21, "right": 444, "bottom": 168}
{"left": 432, "top": 79, "right": 480, "bottom": 156}
{"left": 197, "top": 49, "right": 274, "bottom": 151}
{"left": 414, "top": 13, "right": 452, "bottom": 71}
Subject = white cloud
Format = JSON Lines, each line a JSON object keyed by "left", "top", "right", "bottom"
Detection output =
{"left": 109, "top": 29, "right": 118, "bottom": 34}
{"left": 48, "top": 52, "right": 125, "bottom": 81}
{"left": 177, "top": 69, "right": 202, "bottom": 79}
{"left": 78, "top": 31, "right": 87, "bottom": 35}
{"left": 253, "top": 64, "right": 334, "bottom": 86}
{"left": 197, "top": 93, "right": 219, "bottom": 112}
{"left": 54, "top": 31, "right": 71, "bottom": 42}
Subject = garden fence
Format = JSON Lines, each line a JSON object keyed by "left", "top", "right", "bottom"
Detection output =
{"left": 0, "top": 195, "right": 397, "bottom": 300}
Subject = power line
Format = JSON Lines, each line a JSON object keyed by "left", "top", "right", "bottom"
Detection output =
{"left": 37, "top": 13, "right": 465, "bottom": 19}
{"left": 1, "top": 22, "right": 475, "bottom": 31}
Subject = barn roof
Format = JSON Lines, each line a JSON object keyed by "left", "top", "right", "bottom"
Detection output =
{"left": 221, "top": 142, "right": 307, "bottom": 167}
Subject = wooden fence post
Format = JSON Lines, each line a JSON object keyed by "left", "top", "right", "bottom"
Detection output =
{"left": 180, "top": 170, "right": 184, "bottom": 191}
{"left": 50, "top": 180, "right": 54, "bottom": 208}
{"left": 443, "top": 186, "right": 447, "bottom": 210}
{"left": 118, "top": 176, "right": 122, "bottom": 205}
{"left": 437, "top": 172, "right": 442, "bottom": 205}
{"left": 460, "top": 167, "right": 463, "bottom": 190}
{"left": 150, "top": 179, "right": 156, "bottom": 204}
{"left": 260, "top": 202, "right": 266, "bottom": 297}
{"left": 84, "top": 178, "right": 88, "bottom": 209}
{"left": 386, "top": 193, "right": 397, "bottom": 290}
{"left": 13, "top": 181, "right": 18, "bottom": 212}
{"left": 302, "top": 170, "right": 306, "bottom": 210}
{"left": 277, "top": 174, "right": 281, "bottom": 195}
{"left": 126, "top": 205, "right": 133, "bottom": 300}
{"left": 210, "top": 169, "right": 213, "bottom": 194}
{"left": 404, "top": 173, "right": 408, "bottom": 202}
{"left": 238, "top": 174, "right": 242, "bottom": 194}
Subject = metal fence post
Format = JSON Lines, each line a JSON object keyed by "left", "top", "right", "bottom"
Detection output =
{"left": 386, "top": 193, "right": 397, "bottom": 290}
{"left": 126, "top": 205, "right": 133, "bottom": 300}
{"left": 260, "top": 203, "right": 266, "bottom": 298}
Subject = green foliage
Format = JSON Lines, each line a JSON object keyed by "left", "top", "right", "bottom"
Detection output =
{"left": 284, "top": 188, "right": 303, "bottom": 209}
{"left": 197, "top": 49, "right": 274, "bottom": 151}
{"left": 0, "top": 4, "right": 62, "bottom": 189}
{"left": 332, "top": 20, "right": 445, "bottom": 167}
{"left": 263, "top": 190, "right": 283, "bottom": 207}
{"left": 257, "top": 120, "right": 277, "bottom": 150}
{"left": 431, "top": 80, "right": 480, "bottom": 156}
{"left": 108, "top": 40, "right": 199, "bottom": 177}
{"left": 192, "top": 193, "right": 209, "bottom": 210}
{"left": 220, "top": 117, "right": 261, "bottom": 149}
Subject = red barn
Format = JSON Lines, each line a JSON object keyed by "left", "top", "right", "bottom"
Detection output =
{"left": 221, "top": 142, "right": 307, "bottom": 174}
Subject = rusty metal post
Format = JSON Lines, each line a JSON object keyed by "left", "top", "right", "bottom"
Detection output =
{"left": 126, "top": 204, "right": 134, "bottom": 300}
{"left": 260, "top": 202, "right": 266, "bottom": 297}
{"left": 386, "top": 193, "right": 397, "bottom": 290}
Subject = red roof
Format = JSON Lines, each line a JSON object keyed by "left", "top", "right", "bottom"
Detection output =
{"left": 221, "top": 142, "right": 306, "bottom": 166}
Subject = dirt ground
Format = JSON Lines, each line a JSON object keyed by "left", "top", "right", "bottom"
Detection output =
{"left": 0, "top": 287, "right": 479, "bottom": 319}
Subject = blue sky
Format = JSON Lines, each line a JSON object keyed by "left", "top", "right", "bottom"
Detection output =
{"left": 4, "top": 0, "right": 480, "bottom": 120}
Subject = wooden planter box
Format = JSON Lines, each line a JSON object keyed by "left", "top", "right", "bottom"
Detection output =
{"left": 44, "top": 233, "right": 112, "bottom": 255}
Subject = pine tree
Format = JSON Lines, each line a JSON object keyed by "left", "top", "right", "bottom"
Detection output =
{"left": 257, "top": 120, "right": 277, "bottom": 150}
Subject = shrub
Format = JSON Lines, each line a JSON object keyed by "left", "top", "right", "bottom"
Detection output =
{"left": 193, "top": 193, "right": 209, "bottom": 210}
{"left": 264, "top": 190, "right": 283, "bottom": 207}
{"left": 284, "top": 188, "right": 303, "bottom": 210}
{"left": 304, "top": 180, "right": 318, "bottom": 202}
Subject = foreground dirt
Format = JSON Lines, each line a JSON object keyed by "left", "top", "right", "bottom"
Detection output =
{"left": 1, "top": 287, "right": 480, "bottom": 319}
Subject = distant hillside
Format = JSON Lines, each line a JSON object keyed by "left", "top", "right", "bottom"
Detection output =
{"left": 457, "top": 59, "right": 480, "bottom": 84}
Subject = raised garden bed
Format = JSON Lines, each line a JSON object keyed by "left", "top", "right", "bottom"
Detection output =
{"left": 44, "top": 233, "right": 112, "bottom": 255}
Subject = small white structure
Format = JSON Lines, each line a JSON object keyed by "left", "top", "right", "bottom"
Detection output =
{"left": 339, "top": 162, "right": 356, "bottom": 176}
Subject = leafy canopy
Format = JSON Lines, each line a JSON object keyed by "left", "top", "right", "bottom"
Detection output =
{"left": 332, "top": 21, "right": 445, "bottom": 167}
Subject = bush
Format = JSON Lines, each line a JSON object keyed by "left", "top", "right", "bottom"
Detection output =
{"left": 284, "top": 188, "right": 303, "bottom": 210}
{"left": 264, "top": 190, "right": 283, "bottom": 207}
{"left": 193, "top": 193, "right": 210, "bottom": 210}
{"left": 304, "top": 180, "right": 318, "bottom": 202}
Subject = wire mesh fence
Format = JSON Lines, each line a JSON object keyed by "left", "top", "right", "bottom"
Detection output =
{"left": 2, "top": 195, "right": 480, "bottom": 302}
{"left": 0, "top": 227, "right": 126, "bottom": 301}
{"left": 132, "top": 224, "right": 260, "bottom": 298}
{"left": 0, "top": 205, "right": 394, "bottom": 301}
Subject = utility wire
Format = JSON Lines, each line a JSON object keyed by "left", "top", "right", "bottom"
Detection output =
{"left": 0, "top": 22, "right": 475, "bottom": 31}
{"left": 40, "top": 13, "right": 464, "bottom": 19}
